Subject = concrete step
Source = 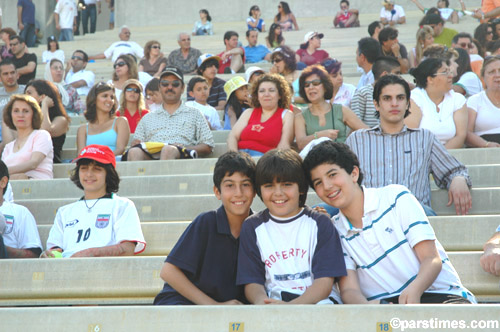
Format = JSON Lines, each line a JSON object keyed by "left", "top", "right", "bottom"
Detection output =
{"left": 16, "top": 187, "right": 500, "bottom": 225}
{"left": 0, "top": 252, "right": 496, "bottom": 307}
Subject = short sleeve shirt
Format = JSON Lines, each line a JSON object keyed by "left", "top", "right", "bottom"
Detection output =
{"left": 1, "top": 201, "right": 42, "bottom": 250}
{"left": 154, "top": 206, "right": 246, "bottom": 305}
{"left": 187, "top": 77, "right": 226, "bottom": 108}
{"left": 104, "top": 41, "right": 144, "bottom": 63}
{"left": 167, "top": 48, "right": 202, "bottom": 74}
{"left": 467, "top": 91, "right": 500, "bottom": 136}
{"left": 46, "top": 194, "right": 146, "bottom": 258}
{"left": 65, "top": 69, "right": 95, "bottom": 96}
{"left": 12, "top": 53, "right": 37, "bottom": 85}
{"left": 380, "top": 4, "right": 405, "bottom": 22}
{"left": 133, "top": 102, "right": 215, "bottom": 147}
{"left": 296, "top": 49, "right": 329, "bottom": 66}
{"left": 237, "top": 207, "right": 346, "bottom": 303}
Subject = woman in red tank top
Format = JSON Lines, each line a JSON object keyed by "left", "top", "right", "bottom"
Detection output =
{"left": 227, "top": 74, "right": 294, "bottom": 156}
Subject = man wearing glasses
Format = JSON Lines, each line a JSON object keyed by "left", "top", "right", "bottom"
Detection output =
{"left": 9, "top": 35, "right": 36, "bottom": 85}
{"left": 128, "top": 67, "right": 214, "bottom": 161}
{"left": 167, "top": 33, "right": 201, "bottom": 75}
{"left": 90, "top": 26, "right": 143, "bottom": 63}
{"left": 65, "top": 50, "right": 95, "bottom": 96}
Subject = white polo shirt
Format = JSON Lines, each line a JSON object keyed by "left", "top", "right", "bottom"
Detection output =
{"left": 104, "top": 41, "right": 144, "bottom": 63}
{"left": 380, "top": 4, "right": 405, "bottom": 23}
{"left": 65, "top": 69, "right": 95, "bottom": 96}
{"left": 46, "top": 194, "right": 146, "bottom": 258}
{"left": 1, "top": 201, "right": 42, "bottom": 251}
{"left": 333, "top": 185, "right": 476, "bottom": 303}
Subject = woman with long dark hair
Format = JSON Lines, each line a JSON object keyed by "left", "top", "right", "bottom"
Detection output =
{"left": 274, "top": 2, "right": 299, "bottom": 31}
{"left": 266, "top": 23, "right": 285, "bottom": 49}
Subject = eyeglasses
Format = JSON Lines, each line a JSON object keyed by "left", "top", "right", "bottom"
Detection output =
{"left": 151, "top": 45, "right": 161, "bottom": 49}
{"left": 434, "top": 70, "right": 452, "bottom": 76}
{"left": 304, "top": 79, "right": 322, "bottom": 88}
{"left": 458, "top": 43, "right": 473, "bottom": 49}
{"left": 71, "top": 55, "right": 84, "bottom": 61}
{"left": 160, "top": 80, "right": 182, "bottom": 88}
{"left": 125, "top": 87, "right": 141, "bottom": 93}
{"left": 113, "top": 61, "right": 127, "bottom": 69}
{"left": 487, "top": 30, "right": 494, "bottom": 35}
{"left": 272, "top": 58, "right": 283, "bottom": 64}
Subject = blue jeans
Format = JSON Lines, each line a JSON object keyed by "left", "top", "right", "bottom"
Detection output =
{"left": 239, "top": 149, "right": 264, "bottom": 157}
{"left": 20, "top": 23, "right": 36, "bottom": 47}
{"left": 82, "top": 5, "right": 97, "bottom": 34}
{"left": 59, "top": 29, "right": 74, "bottom": 41}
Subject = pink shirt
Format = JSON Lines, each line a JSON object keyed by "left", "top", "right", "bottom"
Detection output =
{"left": 2, "top": 130, "right": 54, "bottom": 179}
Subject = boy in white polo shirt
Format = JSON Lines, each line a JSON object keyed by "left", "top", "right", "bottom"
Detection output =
{"left": 303, "top": 140, "right": 475, "bottom": 304}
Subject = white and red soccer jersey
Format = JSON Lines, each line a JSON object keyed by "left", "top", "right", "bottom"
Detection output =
{"left": 46, "top": 194, "right": 146, "bottom": 257}
{"left": 1, "top": 201, "right": 42, "bottom": 250}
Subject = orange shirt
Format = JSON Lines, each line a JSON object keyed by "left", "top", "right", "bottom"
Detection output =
{"left": 482, "top": 0, "right": 500, "bottom": 19}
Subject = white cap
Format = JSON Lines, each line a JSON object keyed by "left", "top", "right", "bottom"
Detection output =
{"left": 303, "top": 31, "right": 324, "bottom": 43}
{"left": 245, "top": 66, "right": 265, "bottom": 82}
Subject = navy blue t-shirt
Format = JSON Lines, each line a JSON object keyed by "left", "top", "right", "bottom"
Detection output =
{"left": 154, "top": 206, "right": 247, "bottom": 305}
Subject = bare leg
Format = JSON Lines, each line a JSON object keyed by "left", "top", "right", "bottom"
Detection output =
{"left": 345, "top": 14, "right": 360, "bottom": 27}
{"left": 450, "top": 11, "right": 459, "bottom": 24}
{"left": 160, "top": 145, "right": 180, "bottom": 160}
{"left": 127, "top": 147, "right": 153, "bottom": 161}
{"left": 10, "top": 173, "right": 29, "bottom": 180}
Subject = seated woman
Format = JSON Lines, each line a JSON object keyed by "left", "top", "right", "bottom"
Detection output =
{"left": 223, "top": 76, "right": 251, "bottom": 130}
{"left": 321, "top": 58, "right": 356, "bottom": 107}
{"left": 408, "top": 25, "right": 434, "bottom": 68}
{"left": 265, "top": 23, "right": 285, "bottom": 49}
{"left": 270, "top": 46, "right": 299, "bottom": 84}
{"left": 274, "top": 1, "right": 299, "bottom": 31}
{"left": 44, "top": 59, "right": 85, "bottom": 116}
{"left": 24, "top": 80, "right": 70, "bottom": 163}
{"left": 77, "top": 82, "right": 130, "bottom": 157}
{"left": 466, "top": 55, "right": 500, "bottom": 147}
{"left": 452, "top": 48, "right": 483, "bottom": 98}
{"left": 247, "top": 5, "right": 265, "bottom": 32}
{"left": 192, "top": 9, "right": 213, "bottom": 36}
{"left": 109, "top": 54, "right": 152, "bottom": 102}
{"left": 296, "top": 31, "right": 329, "bottom": 68}
{"left": 406, "top": 58, "right": 468, "bottom": 149}
{"left": 116, "top": 79, "right": 149, "bottom": 134}
{"left": 227, "top": 74, "right": 294, "bottom": 157}
{"left": 42, "top": 36, "right": 65, "bottom": 64}
{"left": 295, "top": 65, "right": 367, "bottom": 151}
{"left": 139, "top": 40, "right": 167, "bottom": 78}
{"left": 1, "top": 94, "right": 53, "bottom": 179}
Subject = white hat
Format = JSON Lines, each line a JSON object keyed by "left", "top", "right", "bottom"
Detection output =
{"left": 197, "top": 53, "right": 221, "bottom": 68}
{"left": 245, "top": 66, "right": 265, "bottom": 82}
{"left": 304, "top": 31, "right": 324, "bottom": 43}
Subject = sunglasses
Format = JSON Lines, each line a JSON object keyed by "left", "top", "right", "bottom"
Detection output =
{"left": 71, "top": 55, "right": 84, "bottom": 61}
{"left": 160, "top": 80, "right": 182, "bottom": 88}
{"left": 113, "top": 61, "right": 127, "bottom": 69}
{"left": 459, "top": 43, "right": 473, "bottom": 49}
{"left": 272, "top": 58, "right": 283, "bottom": 64}
{"left": 487, "top": 31, "right": 494, "bottom": 35}
{"left": 151, "top": 45, "right": 161, "bottom": 49}
{"left": 125, "top": 87, "right": 141, "bottom": 93}
{"left": 304, "top": 79, "right": 322, "bottom": 88}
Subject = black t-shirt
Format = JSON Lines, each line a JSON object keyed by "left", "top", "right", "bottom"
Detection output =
{"left": 13, "top": 53, "right": 37, "bottom": 85}
{"left": 380, "top": 43, "right": 408, "bottom": 60}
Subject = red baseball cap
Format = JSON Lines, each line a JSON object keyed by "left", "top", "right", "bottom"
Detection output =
{"left": 73, "top": 145, "right": 116, "bottom": 168}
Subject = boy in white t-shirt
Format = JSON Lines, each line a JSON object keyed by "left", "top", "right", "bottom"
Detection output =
{"left": 0, "top": 160, "right": 42, "bottom": 258}
{"left": 185, "top": 76, "right": 223, "bottom": 130}
{"left": 303, "top": 140, "right": 475, "bottom": 304}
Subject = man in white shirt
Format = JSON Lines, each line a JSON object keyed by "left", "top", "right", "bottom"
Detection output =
{"left": 90, "top": 26, "right": 144, "bottom": 63}
{"left": 54, "top": 0, "right": 77, "bottom": 41}
{"left": 65, "top": 50, "right": 95, "bottom": 96}
{"left": 356, "top": 37, "right": 381, "bottom": 89}
{"left": 380, "top": 0, "right": 406, "bottom": 26}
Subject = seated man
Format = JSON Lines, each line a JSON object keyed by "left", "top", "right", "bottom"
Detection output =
{"left": 368, "top": 21, "right": 383, "bottom": 40}
{"left": 89, "top": 26, "right": 144, "bottom": 63}
{"left": 244, "top": 30, "right": 271, "bottom": 64}
{"left": 65, "top": 50, "right": 95, "bottom": 96}
{"left": 0, "top": 213, "right": 7, "bottom": 258}
{"left": 411, "top": 0, "right": 466, "bottom": 24}
{"left": 481, "top": 226, "right": 500, "bottom": 276}
{"left": 334, "top": 0, "right": 360, "bottom": 28}
{"left": 378, "top": 27, "right": 409, "bottom": 73}
{"left": 421, "top": 13, "right": 457, "bottom": 47}
{"left": 10, "top": 35, "right": 36, "bottom": 85}
{"left": 167, "top": 33, "right": 202, "bottom": 75}
{"left": 0, "top": 160, "right": 42, "bottom": 258}
{"left": 346, "top": 75, "right": 472, "bottom": 216}
{"left": 473, "top": 0, "right": 500, "bottom": 22}
{"left": 154, "top": 151, "right": 256, "bottom": 305}
{"left": 303, "top": 140, "right": 475, "bottom": 304}
{"left": 187, "top": 54, "right": 227, "bottom": 110}
{"left": 128, "top": 67, "right": 214, "bottom": 161}
{"left": 380, "top": 0, "right": 406, "bottom": 26}
{"left": 356, "top": 37, "right": 381, "bottom": 89}
{"left": 218, "top": 31, "right": 245, "bottom": 74}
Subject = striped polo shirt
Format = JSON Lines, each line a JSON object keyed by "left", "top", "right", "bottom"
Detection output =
{"left": 333, "top": 185, "right": 476, "bottom": 303}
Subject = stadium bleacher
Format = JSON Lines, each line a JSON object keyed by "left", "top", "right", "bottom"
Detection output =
{"left": 0, "top": 6, "right": 499, "bottom": 331}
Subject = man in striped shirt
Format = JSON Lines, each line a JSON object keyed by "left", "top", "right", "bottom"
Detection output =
{"left": 346, "top": 75, "right": 471, "bottom": 216}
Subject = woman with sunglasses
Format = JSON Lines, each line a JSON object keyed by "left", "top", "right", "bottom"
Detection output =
{"left": 466, "top": 56, "right": 500, "bottom": 147}
{"left": 116, "top": 79, "right": 149, "bottom": 134}
{"left": 247, "top": 5, "right": 265, "bottom": 32}
{"left": 296, "top": 32, "right": 329, "bottom": 68}
{"left": 269, "top": 46, "right": 299, "bottom": 85}
{"left": 139, "top": 40, "right": 167, "bottom": 78}
{"left": 406, "top": 58, "right": 468, "bottom": 149}
{"left": 274, "top": 1, "right": 298, "bottom": 31}
{"left": 294, "top": 65, "right": 367, "bottom": 151}
{"left": 24, "top": 80, "right": 70, "bottom": 163}
{"left": 266, "top": 23, "right": 285, "bottom": 49}
{"left": 474, "top": 23, "right": 494, "bottom": 51}
{"left": 227, "top": 74, "right": 294, "bottom": 157}
{"left": 77, "top": 82, "right": 130, "bottom": 157}
{"left": 109, "top": 54, "right": 150, "bottom": 103}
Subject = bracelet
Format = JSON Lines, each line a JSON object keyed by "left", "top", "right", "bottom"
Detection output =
{"left": 485, "top": 141, "right": 490, "bottom": 147}
{"left": 314, "top": 132, "right": 318, "bottom": 139}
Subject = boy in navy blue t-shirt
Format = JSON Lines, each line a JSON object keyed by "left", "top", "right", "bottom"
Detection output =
{"left": 154, "top": 151, "right": 256, "bottom": 305}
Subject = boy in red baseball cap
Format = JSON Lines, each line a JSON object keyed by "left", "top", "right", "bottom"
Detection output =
{"left": 41, "top": 145, "right": 146, "bottom": 258}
